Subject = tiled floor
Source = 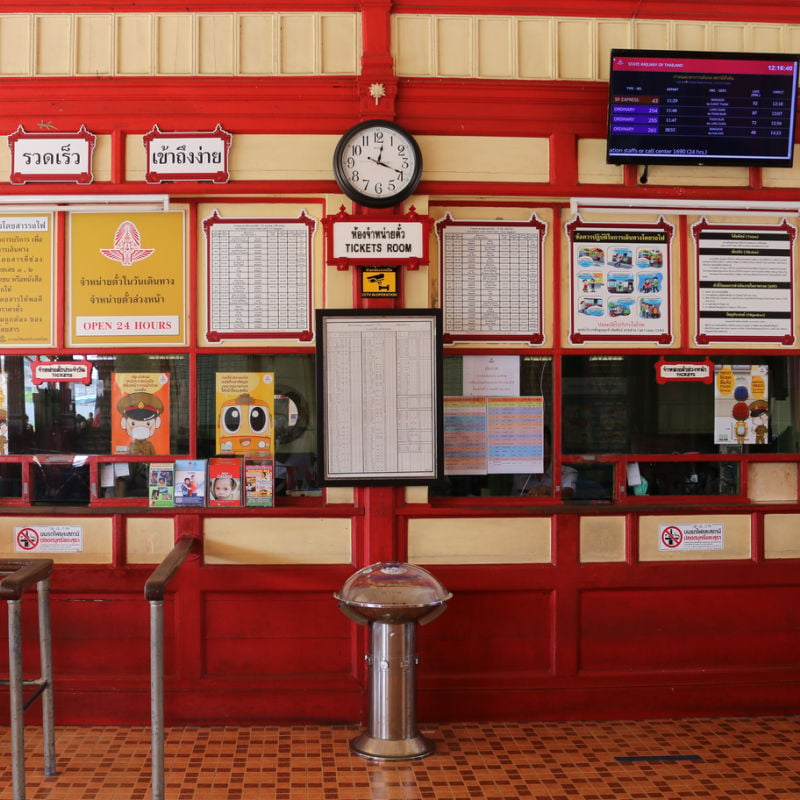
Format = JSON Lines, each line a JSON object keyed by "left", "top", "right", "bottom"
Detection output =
{"left": 1, "top": 716, "right": 799, "bottom": 800}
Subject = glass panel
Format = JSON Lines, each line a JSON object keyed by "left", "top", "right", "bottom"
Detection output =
{"left": 562, "top": 355, "right": 800, "bottom": 456}
{"left": 7, "top": 354, "right": 190, "bottom": 457}
{"left": 431, "top": 355, "right": 553, "bottom": 498}
{"left": 630, "top": 461, "right": 739, "bottom": 496}
{"left": 196, "top": 354, "right": 318, "bottom": 496}
{"left": 0, "top": 463, "right": 22, "bottom": 498}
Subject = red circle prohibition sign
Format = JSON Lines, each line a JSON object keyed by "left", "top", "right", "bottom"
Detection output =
{"left": 661, "top": 526, "right": 683, "bottom": 548}
{"left": 17, "top": 527, "right": 39, "bottom": 550}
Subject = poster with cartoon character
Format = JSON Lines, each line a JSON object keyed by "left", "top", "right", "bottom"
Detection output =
{"left": 714, "top": 364, "right": 769, "bottom": 445}
{"left": 111, "top": 372, "right": 170, "bottom": 455}
{"left": 215, "top": 373, "right": 274, "bottom": 458}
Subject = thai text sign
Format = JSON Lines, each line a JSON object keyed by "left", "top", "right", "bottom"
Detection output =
{"left": 68, "top": 212, "right": 186, "bottom": 346}
{"left": 9, "top": 125, "right": 95, "bottom": 184}
{"left": 0, "top": 215, "right": 53, "bottom": 346}
{"left": 144, "top": 124, "right": 231, "bottom": 183}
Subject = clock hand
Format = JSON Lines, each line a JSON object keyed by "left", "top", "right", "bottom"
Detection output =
{"left": 367, "top": 156, "right": 394, "bottom": 170}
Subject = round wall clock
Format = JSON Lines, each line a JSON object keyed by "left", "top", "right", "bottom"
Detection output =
{"left": 333, "top": 119, "right": 422, "bottom": 208}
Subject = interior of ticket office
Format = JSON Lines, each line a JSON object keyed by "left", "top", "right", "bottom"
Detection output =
{"left": 0, "top": 1, "right": 800, "bottom": 726}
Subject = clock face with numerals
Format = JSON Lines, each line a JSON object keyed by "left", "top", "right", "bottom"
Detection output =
{"left": 333, "top": 120, "right": 422, "bottom": 208}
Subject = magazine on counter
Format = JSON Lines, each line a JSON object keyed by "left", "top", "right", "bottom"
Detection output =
{"left": 207, "top": 457, "right": 243, "bottom": 507}
{"left": 244, "top": 459, "right": 274, "bottom": 507}
{"left": 148, "top": 462, "right": 175, "bottom": 507}
{"left": 174, "top": 459, "right": 207, "bottom": 506}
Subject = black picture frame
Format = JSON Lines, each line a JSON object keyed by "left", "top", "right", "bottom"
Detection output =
{"left": 316, "top": 308, "right": 443, "bottom": 485}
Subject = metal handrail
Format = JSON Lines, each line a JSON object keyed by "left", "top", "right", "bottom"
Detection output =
{"left": 0, "top": 558, "right": 56, "bottom": 800}
{"left": 145, "top": 536, "right": 199, "bottom": 800}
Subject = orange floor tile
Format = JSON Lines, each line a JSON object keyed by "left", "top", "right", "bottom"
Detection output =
{"left": 2, "top": 716, "right": 799, "bottom": 799}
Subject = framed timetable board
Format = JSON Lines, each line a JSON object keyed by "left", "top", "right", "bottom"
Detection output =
{"left": 204, "top": 210, "right": 316, "bottom": 342}
{"left": 316, "top": 309, "right": 443, "bottom": 485}
{"left": 607, "top": 49, "right": 800, "bottom": 167}
{"left": 436, "top": 213, "right": 547, "bottom": 343}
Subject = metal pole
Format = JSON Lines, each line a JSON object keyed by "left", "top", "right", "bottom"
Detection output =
{"left": 37, "top": 578, "right": 56, "bottom": 776}
{"left": 150, "top": 599, "right": 165, "bottom": 800}
{"left": 8, "top": 598, "right": 25, "bottom": 800}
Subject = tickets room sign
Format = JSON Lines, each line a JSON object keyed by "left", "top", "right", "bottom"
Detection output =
{"left": 68, "top": 212, "right": 187, "bottom": 346}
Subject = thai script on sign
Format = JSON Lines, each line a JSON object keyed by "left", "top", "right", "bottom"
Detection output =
{"left": 8, "top": 125, "right": 95, "bottom": 184}
{"left": 144, "top": 124, "right": 231, "bottom": 183}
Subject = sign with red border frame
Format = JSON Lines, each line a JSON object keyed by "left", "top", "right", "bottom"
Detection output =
{"left": 143, "top": 124, "right": 231, "bottom": 184}
{"left": 30, "top": 359, "right": 93, "bottom": 386}
{"left": 322, "top": 206, "right": 433, "bottom": 270}
{"left": 8, "top": 125, "right": 95, "bottom": 184}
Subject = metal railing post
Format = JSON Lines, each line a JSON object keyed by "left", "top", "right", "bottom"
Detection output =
{"left": 8, "top": 598, "right": 25, "bottom": 800}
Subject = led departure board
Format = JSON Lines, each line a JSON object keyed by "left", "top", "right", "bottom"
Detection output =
{"left": 607, "top": 50, "right": 800, "bottom": 167}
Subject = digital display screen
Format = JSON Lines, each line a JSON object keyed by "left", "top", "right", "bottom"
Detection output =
{"left": 607, "top": 50, "right": 800, "bottom": 167}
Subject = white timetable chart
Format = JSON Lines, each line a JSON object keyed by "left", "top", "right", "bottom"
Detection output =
{"left": 317, "top": 310, "right": 443, "bottom": 484}
{"left": 204, "top": 211, "right": 315, "bottom": 341}
{"left": 436, "top": 214, "right": 547, "bottom": 342}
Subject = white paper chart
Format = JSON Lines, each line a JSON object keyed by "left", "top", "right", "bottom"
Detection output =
{"left": 437, "top": 215, "right": 546, "bottom": 341}
{"left": 205, "top": 212, "right": 314, "bottom": 340}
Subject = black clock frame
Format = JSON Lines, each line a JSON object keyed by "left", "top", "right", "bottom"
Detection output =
{"left": 332, "top": 119, "right": 423, "bottom": 209}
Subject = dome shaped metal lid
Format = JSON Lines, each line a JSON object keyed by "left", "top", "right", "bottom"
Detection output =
{"left": 335, "top": 562, "right": 452, "bottom": 614}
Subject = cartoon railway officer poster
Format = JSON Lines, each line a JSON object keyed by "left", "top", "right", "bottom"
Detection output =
{"left": 215, "top": 372, "right": 275, "bottom": 458}
{"left": 111, "top": 372, "right": 170, "bottom": 455}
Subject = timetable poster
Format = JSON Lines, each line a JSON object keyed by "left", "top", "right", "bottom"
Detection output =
{"left": 0, "top": 214, "right": 54, "bottom": 347}
{"left": 204, "top": 211, "right": 315, "bottom": 342}
{"left": 694, "top": 220, "right": 795, "bottom": 344}
{"left": 443, "top": 396, "right": 543, "bottom": 475}
{"left": 69, "top": 212, "right": 186, "bottom": 346}
{"left": 567, "top": 217, "right": 673, "bottom": 343}
{"left": 436, "top": 213, "right": 547, "bottom": 342}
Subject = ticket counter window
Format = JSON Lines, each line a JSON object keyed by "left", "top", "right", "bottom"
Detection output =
{"left": 3, "top": 354, "right": 190, "bottom": 502}
{"left": 562, "top": 355, "right": 800, "bottom": 498}
{"left": 196, "top": 354, "right": 318, "bottom": 496}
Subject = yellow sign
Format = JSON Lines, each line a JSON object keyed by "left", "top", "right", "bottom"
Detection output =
{"left": 68, "top": 211, "right": 186, "bottom": 346}
{"left": 361, "top": 266, "right": 397, "bottom": 297}
{"left": 0, "top": 215, "right": 53, "bottom": 347}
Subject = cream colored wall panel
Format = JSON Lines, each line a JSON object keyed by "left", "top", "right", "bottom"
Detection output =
{"left": 35, "top": 15, "right": 72, "bottom": 76}
{"left": 763, "top": 151, "right": 800, "bottom": 187}
{"left": 91, "top": 135, "right": 112, "bottom": 183}
{"left": 280, "top": 15, "right": 316, "bottom": 74}
{"left": 0, "top": 15, "right": 32, "bottom": 75}
{"left": 198, "top": 14, "right": 234, "bottom": 75}
{"left": 116, "top": 14, "right": 153, "bottom": 75}
{"left": 204, "top": 517, "right": 351, "bottom": 564}
{"left": 228, "top": 134, "right": 338, "bottom": 181}
{"left": 477, "top": 17, "right": 513, "bottom": 79}
{"left": 710, "top": 23, "right": 746, "bottom": 52}
{"left": 556, "top": 19, "right": 593, "bottom": 80}
{"left": 578, "top": 139, "right": 624, "bottom": 185}
{"left": 748, "top": 463, "right": 798, "bottom": 503}
{"left": 639, "top": 515, "right": 751, "bottom": 561}
{"left": 156, "top": 14, "right": 193, "bottom": 75}
{"left": 407, "top": 516, "right": 551, "bottom": 564}
{"left": 645, "top": 164, "right": 749, "bottom": 187}
{"left": 596, "top": 21, "right": 630, "bottom": 80}
{"left": 674, "top": 22, "right": 708, "bottom": 51}
{"left": 786, "top": 28, "right": 800, "bottom": 55}
{"left": 580, "top": 516, "right": 626, "bottom": 563}
{"left": 320, "top": 14, "right": 359, "bottom": 75}
{"left": 126, "top": 517, "right": 175, "bottom": 564}
{"left": 76, "top": 15, "right": 112, "bottom": 76}
{"left": 239, "top": 14, "right": 275, "bottom": 75}
{"left": 633, "top": 21, "right": 671, "bottom": 51}
{"left": 751, "top": 26, "right": 783, "bottom": 53}
{"left": 517, "top": 18, "right": 553, "bottom": 79}
{"left": 393, "top": 15, "right": 433, "bottom": 77}
{"left": 0, "top": 516, "right": 112, "bottom": 563}
{"left": 764, "top": 514, "right": 800, "bottom": 559}
{"left": 419, "top": 135, "right": 549, "bottom": 183}
{"left": 405, "top": 486, "right": 429, "bottom": 504}
{"left": 325, "top": 486, "right": 354, "bottom": 504}
{"left": 437, "top": 17, "right": 473, "bottom": 77}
